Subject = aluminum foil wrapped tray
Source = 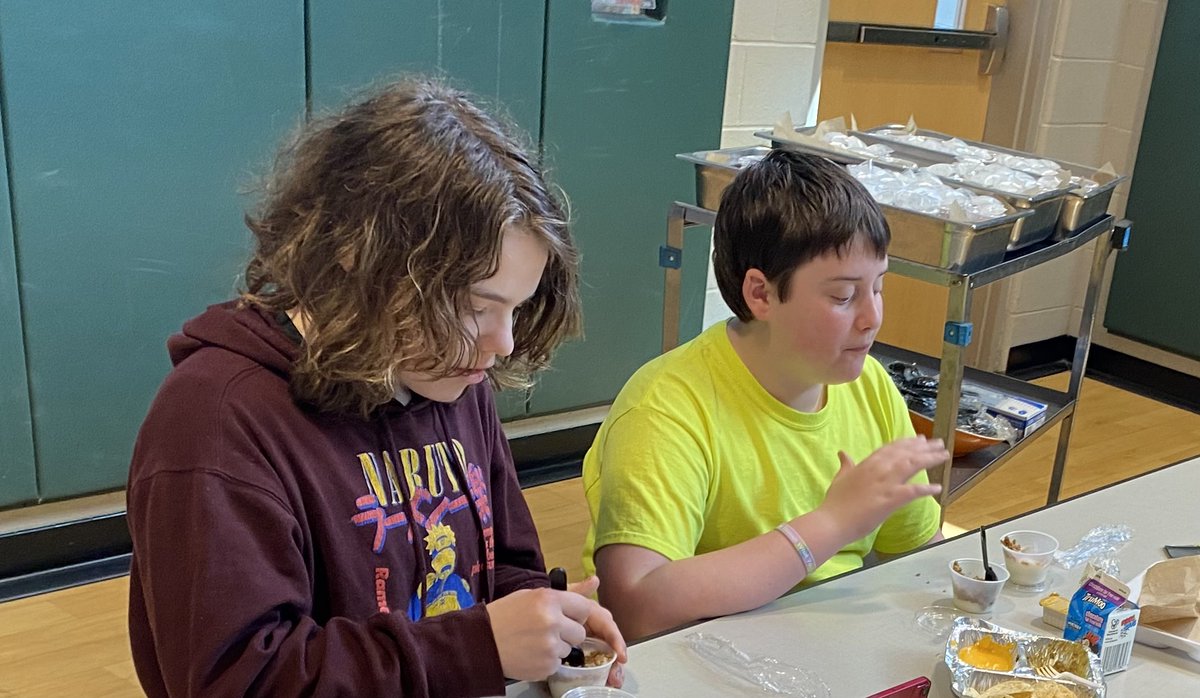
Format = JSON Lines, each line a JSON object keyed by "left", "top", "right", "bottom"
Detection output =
{"left": 945, "top": 617, "right": 1105, "bottom": 698}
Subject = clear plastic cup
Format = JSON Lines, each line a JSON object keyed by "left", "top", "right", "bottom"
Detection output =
{"left": 949, "top": 558, "right": 1009, "bottom": 613}
{"left": 547, "top": 638, "right": 617, "bottom": 698}
{"left": 1000, "top": 530, "right": 1059, "bottom": 590}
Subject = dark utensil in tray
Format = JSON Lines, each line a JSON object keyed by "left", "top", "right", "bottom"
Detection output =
{"left": 980, "top": 528, "right": 999, "bottom": 582}
{"left": 549, "top": 567, "right": 586, "bottom": 667}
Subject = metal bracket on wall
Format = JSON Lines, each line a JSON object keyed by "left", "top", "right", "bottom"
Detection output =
{"left": 827, "top": 4, "right": 1008, "bottom": 76}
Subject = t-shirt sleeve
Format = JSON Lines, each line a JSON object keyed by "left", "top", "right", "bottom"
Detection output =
{"left": 873, "top": 361, "right": 942, "bottom": 554}
{"left": 589, "top": 405, "right": 711, "bottom": 563}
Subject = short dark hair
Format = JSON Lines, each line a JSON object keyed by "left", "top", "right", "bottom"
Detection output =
{"left": 242, "top": 78, "right": 581, "bottom": 416}
{"left": 713, "top": 150, "right": 890, "bottom": 322}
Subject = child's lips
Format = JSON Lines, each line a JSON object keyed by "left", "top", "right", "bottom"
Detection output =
{"left": 462, "top": 363, "right": 493, "bottom": 383}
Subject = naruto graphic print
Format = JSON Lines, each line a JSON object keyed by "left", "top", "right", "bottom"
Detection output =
{"left": 350, "top": 436, "right": 494, "bottom": 620}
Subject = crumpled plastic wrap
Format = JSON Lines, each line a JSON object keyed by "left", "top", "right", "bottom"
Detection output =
{"left": 1053, "top": 525, "right": 1134, "bottom": 576}
{"left": 848, "top": 161, "right": 1009, "bottom": 223}
{"left": 886, "top": 361, "right": 1019, "bottom": 444}
{"left": 926, "top": 160, "right": 1069, "bottom": 197}
{"left": 683, "top": 633, "right": 830, "bottom": 697}
{"left": 770, "top": 112, "right": 919, "bottom": 169}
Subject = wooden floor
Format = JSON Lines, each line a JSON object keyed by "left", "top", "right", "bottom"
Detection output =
{"left": 1, "top": 375, "right": 1197, "bottom": 697}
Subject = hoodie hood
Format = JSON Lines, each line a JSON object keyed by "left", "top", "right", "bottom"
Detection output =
{"left": 169, "top": 300, "right": 298, "bottom": 377}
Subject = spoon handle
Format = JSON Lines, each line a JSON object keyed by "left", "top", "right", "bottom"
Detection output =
{"left": 548, "top": 567, "right": 586, "bottom": 667}
{"left": 980, "top": 528, "right": 999, "bottom": 581}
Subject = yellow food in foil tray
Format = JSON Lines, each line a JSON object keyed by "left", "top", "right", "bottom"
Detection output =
{"left": 945, "top": 617, "right": 1104, "bottom": 698}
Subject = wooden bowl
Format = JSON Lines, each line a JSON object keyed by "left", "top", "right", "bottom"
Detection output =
{"left": 908, "top": 410, "right": 1004, "bottom": 456}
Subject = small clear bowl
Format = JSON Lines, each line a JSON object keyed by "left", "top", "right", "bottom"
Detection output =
{"left": 1000, "top": 530, "right": 1059, "bottom": 591}
{"left": 949, "top": 558, "right": 1009, "bottom": 614}
{"left": 914, "top": 602, "right": 962, "bottom": 641}
{"left": 547, "top": 638, "right": 617, "bottom": 698}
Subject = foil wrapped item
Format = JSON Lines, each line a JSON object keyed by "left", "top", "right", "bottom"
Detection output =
{"left": 945, "top": 617, "right": 1105, "bottom": 698}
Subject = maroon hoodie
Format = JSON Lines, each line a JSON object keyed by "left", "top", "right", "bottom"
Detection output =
{"left": 127, "top": 302, "right": 548, "bottom": 697}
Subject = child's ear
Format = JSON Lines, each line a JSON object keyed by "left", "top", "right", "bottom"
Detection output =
{"left": 742, "top": 268, "right": 773, "bottom": 321}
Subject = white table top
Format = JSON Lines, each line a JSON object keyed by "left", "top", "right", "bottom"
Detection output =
{"left": 506, "top": 455, "right": 1200, "bottom": 697}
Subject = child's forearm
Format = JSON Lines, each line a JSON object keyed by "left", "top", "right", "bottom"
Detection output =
{"left": 599, "top": 508, "right": 852, "bottom": 640}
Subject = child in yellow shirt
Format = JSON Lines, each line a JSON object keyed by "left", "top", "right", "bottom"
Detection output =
{"left": 583, "top": 150, "right": 949, "bottom": 640}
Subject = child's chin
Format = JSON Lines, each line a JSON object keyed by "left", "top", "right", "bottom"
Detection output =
{"left": 413, "top": 381, "right": 468, "bottom": 403}
{"left": 830, "top": 360, "right": 867, "bottom": 384}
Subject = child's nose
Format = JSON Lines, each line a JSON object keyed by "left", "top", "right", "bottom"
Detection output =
{"left": 479, "top": 314, "right": 515, "bottom": 358}
{"left": 859, "top": 295, "right": 882, "bottom": 330}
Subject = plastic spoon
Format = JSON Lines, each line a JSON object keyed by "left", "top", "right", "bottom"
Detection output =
{"left": 549, "top": 567, "right": 586, "bottom": 667}
{"left": 980, "top": 528, "right": 999, "bottom": 582}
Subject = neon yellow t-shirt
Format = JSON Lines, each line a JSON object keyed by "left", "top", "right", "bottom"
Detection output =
{"left": 582, "top": 321, "right": 941, "bottom": 584}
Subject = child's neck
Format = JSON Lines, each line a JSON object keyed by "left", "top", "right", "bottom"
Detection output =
{"left": 726, "top": 320, "right": 826, "bottom": 413}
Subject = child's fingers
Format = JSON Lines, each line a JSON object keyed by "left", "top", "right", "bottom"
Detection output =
{"left": 567, "top": 575, "right": 600, "bottom": 598}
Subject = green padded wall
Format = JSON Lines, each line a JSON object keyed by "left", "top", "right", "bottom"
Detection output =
{"left": 1105, "top": 1, "right": 1200, "bottom": 360}
{"left": 530, "top": 3, "right": 733, "bottom": 414}
{"left": 0, "top": 3, "right": 305, "bottom": 500}
{"left": 0, "top": 98, "right": 38, "bottom": 508}
{"left": 309, "top": 1, "right": 544, "bottom": 136}
{"left": 309, "top": 1, "right": 547, "bottom": 420}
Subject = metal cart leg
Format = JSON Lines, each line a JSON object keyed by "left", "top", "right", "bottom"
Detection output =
{"left": 1046, "top": 231, "right": 1117, "bottom": 504}
{"left": 934, "top": 277, "right": 972, "bottom": 509}
{"left": 662, "top": 205, "right": 686, "bottom": 353}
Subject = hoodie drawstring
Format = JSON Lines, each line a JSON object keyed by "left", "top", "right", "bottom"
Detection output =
{"left": 434, "top": 403, "right": 494, "bottom": 601}
{"left": 376, "top": 411, "right": 429, "bottom": 617}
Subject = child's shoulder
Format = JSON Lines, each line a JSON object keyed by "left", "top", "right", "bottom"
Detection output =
{"left": 614, "top": 325, "right": 726, "bottom": 410}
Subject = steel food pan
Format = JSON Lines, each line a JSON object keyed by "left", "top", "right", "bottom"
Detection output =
{"left": 883, "top": 204, "right": 1027, "bottom": 274}
{"left": 857, "top": 125, "right": 1127, "bottom": 237}
{"left": 850, "top": 135, "right": 1070, "bottom": 250}
{"left": 676, "top": 146, "right": 771, "bottom": 211}
{"left": 678, "top": 147, "right": 1029, "bottom": 273}
{"left": 1056, "top": 171, "right": 1125, "bottom": 236}
{"left": 753, "top": 126, "right": 920, "bottom": 168}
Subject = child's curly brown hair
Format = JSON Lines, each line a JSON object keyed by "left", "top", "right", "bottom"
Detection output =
{"left": 242, "top": 78, "right": 581, "bottom": 416}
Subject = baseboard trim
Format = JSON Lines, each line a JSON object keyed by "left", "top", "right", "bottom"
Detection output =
{"left": 509, "top": 423, "right": 599, "bottom": 487}
{"left": 1087, "top": 345, "right": 1200, "bottom": 414}
{"left": 1005, "top": 335, "right": 1077, "bottom": 380}
{"left": 0, "top": 554, "right": 131, "bottom": 603}
{"left": 0, "top": 512, "right": 132, "bottom": 602}
{"left": 1006, "top": 335, "right": 1200, "bottom": 414}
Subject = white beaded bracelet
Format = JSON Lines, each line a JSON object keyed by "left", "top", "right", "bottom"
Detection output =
{"left": 776, "top": 522, "right": 817, "bottom": 576}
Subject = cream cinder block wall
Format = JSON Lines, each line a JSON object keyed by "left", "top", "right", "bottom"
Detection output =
{"left": 701, "top": 0, "right": 830, "bottom": 329}
{"left": 1004, "top": 0, "right": 1167, "bottom": 351}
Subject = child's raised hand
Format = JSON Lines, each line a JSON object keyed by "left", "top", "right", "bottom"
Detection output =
{"left": 819, "top": 436, "right": 947, "bottom": 541}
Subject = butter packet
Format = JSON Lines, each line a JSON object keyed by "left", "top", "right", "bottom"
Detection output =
{"left": 1063, "top": 563, "right": 1139, "bottom": 674}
